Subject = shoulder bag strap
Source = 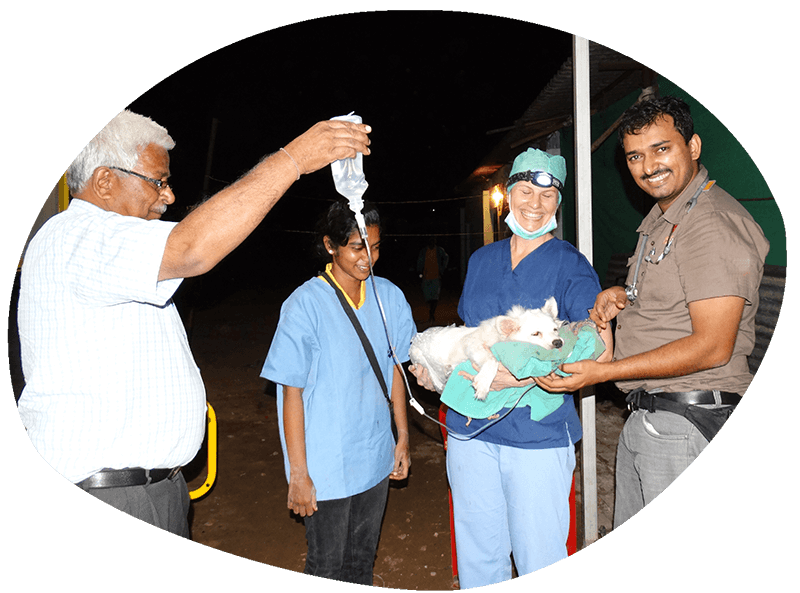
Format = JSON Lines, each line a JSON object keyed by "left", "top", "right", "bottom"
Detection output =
{"left": 324, "top": 271, "right": 392, "bottom": 409}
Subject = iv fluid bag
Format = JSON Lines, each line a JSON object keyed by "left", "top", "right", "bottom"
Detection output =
{"left": 330, "top": 113, "right": 368, "bottom": 210}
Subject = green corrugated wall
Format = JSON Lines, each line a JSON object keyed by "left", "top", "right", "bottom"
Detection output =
{"left": 558, "top": 77, "right": 786, "bottom": 281}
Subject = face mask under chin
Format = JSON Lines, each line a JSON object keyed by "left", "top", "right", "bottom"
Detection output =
{"left": 504, "top": 210, "right": 558, "bottom": 240}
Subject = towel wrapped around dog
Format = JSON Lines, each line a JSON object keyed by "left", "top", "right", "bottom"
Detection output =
{"left": 440, "top": 320, "right": 605, "bottom": 421}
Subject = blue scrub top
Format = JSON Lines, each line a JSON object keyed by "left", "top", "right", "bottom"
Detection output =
{"left": 261, "top": 274, "right": 415, "bottom": 501}
{"left": 449, "top": 237, "right": 602, "bottom": 448}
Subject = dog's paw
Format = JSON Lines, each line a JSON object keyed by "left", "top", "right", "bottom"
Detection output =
{"left": 471, "top": 361, "right": 497, "bottom": 401}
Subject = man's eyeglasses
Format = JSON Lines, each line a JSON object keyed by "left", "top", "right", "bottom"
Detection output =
{"left": 110, "top": 167, "right": 171, "bottom": 192}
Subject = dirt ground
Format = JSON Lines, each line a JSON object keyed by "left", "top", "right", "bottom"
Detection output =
{"left": 180, "top": 281, "right": 627, "bottom": 590}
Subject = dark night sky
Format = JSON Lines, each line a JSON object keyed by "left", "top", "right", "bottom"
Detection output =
{"left": 23, "top": 13, "right": 780, "bottom": 298}
{"left": 127, "top": 12, "right": 572, "bottom": 295}
{"left": 129, "top": 13, "right": 570, "bottom": 201}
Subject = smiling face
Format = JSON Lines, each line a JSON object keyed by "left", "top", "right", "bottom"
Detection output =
{"left": 622, "top": 114, "right": 702, "bottom": 211}
{"left": 508, "top": 180, "right": 560, "bottom": 234}
{"left": 325, "top": 225, "right": 381, "bottom": 288}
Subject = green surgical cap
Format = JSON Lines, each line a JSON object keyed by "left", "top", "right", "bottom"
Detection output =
{"left": 508, "top": 148, "right": 567, "bottom": 190}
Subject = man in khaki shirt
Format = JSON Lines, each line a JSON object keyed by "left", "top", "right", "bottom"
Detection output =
{"left": 537, "top": 96, "right": 769, "bottom": 527}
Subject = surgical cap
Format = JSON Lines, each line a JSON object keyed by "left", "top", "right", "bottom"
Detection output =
{"left": 507, "top": 148, "right": 567, "bottom": 193}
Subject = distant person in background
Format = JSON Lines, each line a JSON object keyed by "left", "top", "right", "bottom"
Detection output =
{"left": 17, "top": 110, "right": 371, "bottom": 536}
{"left": 417, "top": 237, "right": 449, "bottom": 322}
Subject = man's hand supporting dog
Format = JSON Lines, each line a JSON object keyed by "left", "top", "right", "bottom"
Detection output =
{"left": 410, "top": 316, "right": 614, "bottom": 397}
{"left": 535, "top": 292, "right": 744, "bottom": 393}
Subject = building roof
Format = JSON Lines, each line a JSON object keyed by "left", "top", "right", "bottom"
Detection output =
{"left": 459, "top": 40, "right": 654, "bottom": 192}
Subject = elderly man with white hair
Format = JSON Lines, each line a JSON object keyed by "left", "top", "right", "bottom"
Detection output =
{"left": 17, "top": 110, "right": 371, "bottom": 536}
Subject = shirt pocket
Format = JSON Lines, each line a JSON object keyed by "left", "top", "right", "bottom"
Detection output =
{"left": 636, "top": 233, "right": 686, "bottom": 308}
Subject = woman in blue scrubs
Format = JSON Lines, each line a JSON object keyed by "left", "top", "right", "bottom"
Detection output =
{"left": 261, "top": 199, "right": 415, "bottom": 585}
{"left": 411, "top": 149, "right": 613, "bottom": 588}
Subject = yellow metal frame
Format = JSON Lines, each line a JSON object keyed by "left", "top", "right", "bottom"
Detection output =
{"left": 58, "top": 174, "right": 70, "bottom": 212}
{"left": 189, "top": 402, "right": 218, "bottom": 500}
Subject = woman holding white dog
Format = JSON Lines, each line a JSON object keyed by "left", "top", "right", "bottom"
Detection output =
{"left": 412, "top": 148, "right": 612, "bottom": 588}
{"left": 261, "top": 199, "right": 414, "bottom": 585}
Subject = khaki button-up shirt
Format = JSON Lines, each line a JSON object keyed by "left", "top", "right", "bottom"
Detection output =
{"left": 614, "top": 166, "right": 770, "bottom": 395}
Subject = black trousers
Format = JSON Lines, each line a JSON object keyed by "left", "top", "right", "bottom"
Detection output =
{"left": 302, "top": 476, "right": 390, "bottom": 584}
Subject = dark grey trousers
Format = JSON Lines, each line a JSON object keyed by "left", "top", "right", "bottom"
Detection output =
{"left": 85, "top": 472, "right": 191, "bottom": 537}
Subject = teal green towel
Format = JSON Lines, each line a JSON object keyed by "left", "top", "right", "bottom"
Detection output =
{"left": 439, "top": 321, "right": 605, "bottom": 421}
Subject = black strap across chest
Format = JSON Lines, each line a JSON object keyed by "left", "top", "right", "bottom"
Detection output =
{"left": 324, "top": 271, "right": 392, "bottom": 409}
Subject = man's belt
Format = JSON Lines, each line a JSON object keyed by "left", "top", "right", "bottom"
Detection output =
{"left": 627, "top": 389, "right": 741, "bottom": 413}
{"left": 625, "top": 389, "right": 742, "bottom": 442}
{"left": 77, "top": 467, "right": 181, "bottom": 490}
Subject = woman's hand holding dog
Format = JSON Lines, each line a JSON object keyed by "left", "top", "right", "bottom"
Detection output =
{"left": 458, "top": 358, "right": 534, "bottom": 393}
{"left": 408, "top": 364, "right": 436, "bottom": 392}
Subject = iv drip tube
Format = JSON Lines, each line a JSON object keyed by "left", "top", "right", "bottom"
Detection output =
{"left": 334, "top": 112, "right": 523, "bottom": 440}
{"left": 358, "top": 228, "right": 531, "bottom": 441}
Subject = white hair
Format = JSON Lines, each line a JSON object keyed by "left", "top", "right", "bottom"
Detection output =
{"left": 66, "top": 110, "right": 175, "bottom": 195}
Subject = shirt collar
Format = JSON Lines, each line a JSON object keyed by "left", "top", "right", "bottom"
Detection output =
{"left": 638, "top": 165, "right": 710, "bottom": 233}
{"left": 69, "top": 197, "right": 100, "bottom": 212}
{"left": 319, "top": 263, "right": 366, "bottom": 309}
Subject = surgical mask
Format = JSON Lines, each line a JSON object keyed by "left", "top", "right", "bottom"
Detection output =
{"left": 505, "top": 209, "right": 558, "bottom": 240}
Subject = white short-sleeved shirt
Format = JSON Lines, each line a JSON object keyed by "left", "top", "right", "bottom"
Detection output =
{"left": 17, "top": 199, "right": 207, "bottom": 483}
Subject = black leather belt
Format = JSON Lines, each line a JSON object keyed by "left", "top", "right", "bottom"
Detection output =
{"left": 77, "top": 467, "right": 181, "bottom": 490}
{"left": 627, "top": 389, "right": 741, "bottom": 413}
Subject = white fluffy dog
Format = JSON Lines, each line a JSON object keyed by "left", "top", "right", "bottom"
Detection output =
{"left": 409, "top": 297, "right": 564, "bottom": 400}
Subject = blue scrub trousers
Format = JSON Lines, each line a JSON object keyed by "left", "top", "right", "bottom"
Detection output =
{"left": 446, "top": 437, "right": 575, "bottom": 588}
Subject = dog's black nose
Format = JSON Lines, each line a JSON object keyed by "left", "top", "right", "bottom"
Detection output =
{"left": 552, "top": 339, "right": 563, "bottom": 349}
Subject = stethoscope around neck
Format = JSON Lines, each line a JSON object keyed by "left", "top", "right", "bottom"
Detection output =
{"left": 625, "top": 174, "right": 710, "bottom": 303}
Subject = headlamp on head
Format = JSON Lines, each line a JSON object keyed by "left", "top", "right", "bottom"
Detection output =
{"left": 506, "top": 170, "right": 564, "bottom": 192}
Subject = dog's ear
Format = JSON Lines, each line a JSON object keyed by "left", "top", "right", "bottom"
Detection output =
{"left": 542, "top": 296, "right": 559, "bottom": 319}
{"left": 497, "top": 316, "right": 520, "bottom": 338}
